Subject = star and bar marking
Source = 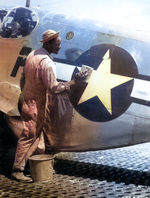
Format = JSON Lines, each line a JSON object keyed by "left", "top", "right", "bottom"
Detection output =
{"left": 78, "top": 50, "right": 133, "bottom": 114}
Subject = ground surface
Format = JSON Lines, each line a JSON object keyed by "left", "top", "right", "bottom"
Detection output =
{"left": 1, "top": 113, "right": 150, "bottom": 197}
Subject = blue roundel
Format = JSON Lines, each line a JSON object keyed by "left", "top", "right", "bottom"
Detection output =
{"left": 70, "top": 44, "right": 138, "bottom": 122}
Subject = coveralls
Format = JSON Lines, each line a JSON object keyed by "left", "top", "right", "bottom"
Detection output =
{"left": 13, "top": 47, "right": 66, "bottom": 171}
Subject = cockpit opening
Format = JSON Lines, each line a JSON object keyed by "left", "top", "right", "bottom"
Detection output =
{"left": 0, "top": 7, "right": 38, "bottom": 38}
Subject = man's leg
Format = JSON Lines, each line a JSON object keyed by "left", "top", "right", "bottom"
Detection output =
{"left": 35, "top": 131, "right": 45, "bottom": 154}
{"left": 12, "top": 119, "right": 40, "bottom": 182}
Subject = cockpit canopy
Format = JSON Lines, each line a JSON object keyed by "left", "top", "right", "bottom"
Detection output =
{"left": 0, "top": 7, "right": 37, "bottom": 38}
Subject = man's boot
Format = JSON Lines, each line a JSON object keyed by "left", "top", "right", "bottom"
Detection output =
{"left": 11, "top": 171, "right": 33, "bottom": 183}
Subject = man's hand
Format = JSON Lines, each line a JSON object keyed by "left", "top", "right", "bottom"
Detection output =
{"left": 75, "top": 66, "right": 92, "bottom": 84}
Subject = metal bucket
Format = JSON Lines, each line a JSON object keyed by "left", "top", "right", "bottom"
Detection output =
{"left": 29, "top": 154, "right": 54, "bottom": 182}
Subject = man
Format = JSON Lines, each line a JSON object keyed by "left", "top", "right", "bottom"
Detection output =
{"left": 11, "top": 29, "right": 87, "bottom": 182}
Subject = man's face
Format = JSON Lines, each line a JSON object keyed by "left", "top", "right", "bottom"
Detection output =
{"left": 51, "top": 37, "right": 61, "bottom": 54}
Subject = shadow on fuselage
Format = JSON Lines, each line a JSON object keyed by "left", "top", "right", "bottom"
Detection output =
{"left": 0, "top": 111, "right": 18, "bottom": 178}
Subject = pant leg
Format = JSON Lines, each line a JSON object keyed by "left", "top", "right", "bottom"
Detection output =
{"left": 13, "top": 99, "right": 45, "bottom": 171}
{"left": 42, "top": 92, "right": 56, "bottom": 149}
{"left": 35, "top": 131, "right": 45, "bottom": 154}
{"left": 13, "top": 120, "right": 40, "bottom": 171}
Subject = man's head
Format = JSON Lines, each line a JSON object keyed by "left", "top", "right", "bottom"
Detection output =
{"left": 41, "top": 29, "right": 61, "bottom": 54}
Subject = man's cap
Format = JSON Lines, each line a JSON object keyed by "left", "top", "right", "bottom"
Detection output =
{"left": 40, "top": 29, "right": 60, "bottom": 43}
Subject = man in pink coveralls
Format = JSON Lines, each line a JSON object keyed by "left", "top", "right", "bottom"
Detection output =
{"left": 11, "top": 29, "right": 87, "bottom": 182}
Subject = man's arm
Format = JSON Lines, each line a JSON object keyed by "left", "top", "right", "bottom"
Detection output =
{"left": 38, "top": 58, "right": 89, "bottom": 94}
{"left": 54, "top": 67, "right": 89, "bottom": 93}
